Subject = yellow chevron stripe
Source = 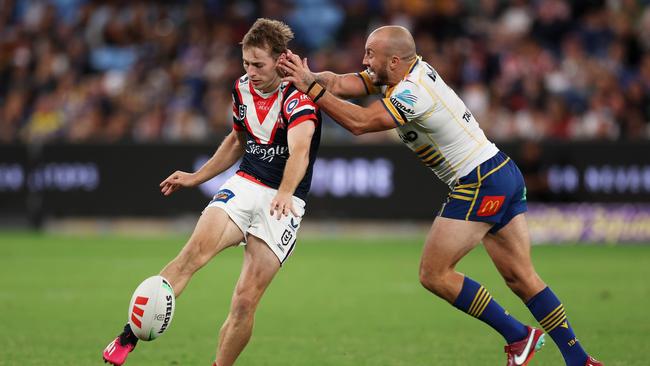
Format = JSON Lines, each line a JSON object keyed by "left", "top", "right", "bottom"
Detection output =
{"left": 467, "top": 287, "right": 486, "bottom": 316}
{"left": 465, "top": 165, "right": 481, "bottom": 220}
{"left": 541, "top": 308, "right": 566, "bottom": 330}
{"left": 450, "top": 194, "right": 473, "bottom": 201}
{"left": 428, "top": 155, "right": 445, "bottom": 166}
{"left": 481, "top": 157, "right": 511, "bottom": 181}
{"left": 469, "top": 288, "right": 489, "bottom": 316}
{"left": 416, "top": 145, "right": 432, "bottom": 154}
{"left": 422, "top": 151, "right": 441, "bottom": 163}
{"left": 455, "top": 182, "right": 479, "bottom": 189}
{"left": 539, "top": 305, "right": 564, "bottom": 326}
{"left": 545, "top": 313, "right": 567, "bottom": 332}
{"left": 418, "top": 149, "right": 436, "bottom": 158}
{"left": 453, "top": 189, "right": 475, "bottom": 195}
{"left": 455, "top": 157, "right": 512, "bottom": 219}
{"left": 472, "top": 290, "right": 491, "bottom": 318}
{"left": 382, "top": 99, "right": 406, "bottom": 125}
{"left": 545, "top": 314, "right": 567, "bottom": 332}
{"left": 475, "top": 295, "right": 493, "bottom": 317}
{"left": 541, "top": 309, "right": 565, "bottom": 329}
{"left": 471, "top": 291, "right": 490, "bottom": 317}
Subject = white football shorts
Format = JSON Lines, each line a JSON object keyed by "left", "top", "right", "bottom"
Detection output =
{"left": 205, "top": 174, "right": 306, "bottom": 264}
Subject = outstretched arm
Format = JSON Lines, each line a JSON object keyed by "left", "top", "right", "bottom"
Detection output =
{"left": 313, "top": 71, "right": 368, "bottom": 99}
{"left": 269, "top": 121, "right": 315, "bottom": 219}
{"left": 281, "top": 50, "right": 370, "bottom": 99}
{"left": 279, "top": 53, "right": 397, "bottom": 135}
{"left": 160, "top": 130, "right": 246, "bottom": 196}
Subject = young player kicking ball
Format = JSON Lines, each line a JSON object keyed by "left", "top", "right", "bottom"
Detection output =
{"left": 102, "top": 18, "right": 322, "bottom": 366}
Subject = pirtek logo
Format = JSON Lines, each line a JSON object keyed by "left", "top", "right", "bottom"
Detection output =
{"left": 131, "top": 296, "right": 149, "bottom": 328}
{"left": 477, "top": 196, "right": 505, "bottom": 217}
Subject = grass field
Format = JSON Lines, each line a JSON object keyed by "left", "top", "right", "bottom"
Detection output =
{"left": 1, "top": 232, "right": 649, "bottom": 366}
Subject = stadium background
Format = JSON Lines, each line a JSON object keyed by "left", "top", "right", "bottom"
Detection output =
{"left": 1, "top": 0, "right": 649, "bottom": 365}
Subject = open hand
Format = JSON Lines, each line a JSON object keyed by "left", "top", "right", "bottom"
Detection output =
{"left": 159, "top": 171, "right": 199, "bottom": 196}
{"left": 278, "top": 49, "right": 315, "bottom": 93}
{"left": 269, "top": 190, "right": 300, "bottom": 220}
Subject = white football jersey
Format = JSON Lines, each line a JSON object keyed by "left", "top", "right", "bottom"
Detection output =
{"left": 358, "top": 57, "right": 498, "bottom": 186}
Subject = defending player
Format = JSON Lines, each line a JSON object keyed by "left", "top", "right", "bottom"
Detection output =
{"left": 102, "top": 18, "right": 321, "bottom": 366}
{"left": 279, "top": 26, "right": 602, "bottom": 366}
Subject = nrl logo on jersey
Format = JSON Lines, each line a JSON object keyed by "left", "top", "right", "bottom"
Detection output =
{"left": 238, "top": 105, "right": 247, "bottom": 120}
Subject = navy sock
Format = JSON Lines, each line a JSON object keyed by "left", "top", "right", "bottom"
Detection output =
{"left": 527, "top": 287, "right": 588, "bottom": 366}
{"left": 453, "top": 276, "right": 528, "bottom": 344}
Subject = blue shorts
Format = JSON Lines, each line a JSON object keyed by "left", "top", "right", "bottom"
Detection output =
{"left": 439, "top": 151, "right": 527, "bottom": 233}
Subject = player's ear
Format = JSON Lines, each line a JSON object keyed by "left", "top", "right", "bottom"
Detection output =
{"left": 275, "top": 51, "right": 286, "bottom": 66}
{"left": 275, "top": 54, "right": 286, "bottom": 75}
{"left": 390, "top": 55, "right": 400, "bottom": 69}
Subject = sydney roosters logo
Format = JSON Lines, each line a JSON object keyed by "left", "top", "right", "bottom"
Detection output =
{"left": 130, "top": 296, "right": 149, "bottom": 328}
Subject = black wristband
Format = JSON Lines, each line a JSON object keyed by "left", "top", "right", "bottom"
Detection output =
{"left": 307, "top": 82, "right": 325, "bottom": 101}
{"left": 312, "top": 87, "right": 326, "bottom": 102}
{"left": 306, "top": 80, "right": 318, "bottom": 94}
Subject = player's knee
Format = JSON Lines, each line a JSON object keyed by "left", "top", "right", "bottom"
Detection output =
{"left": 230, "top": 295, "right": 257, "bottom": 322}
{"left": 503, "top": 270, "right": 540, "bottom": 297}
{"left": 419, "top": 265, "right": 447, "bottom": 294}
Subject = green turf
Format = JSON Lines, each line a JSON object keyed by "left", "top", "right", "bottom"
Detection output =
{"left": 1, "top": 232, "right": 648, "bottom": 365}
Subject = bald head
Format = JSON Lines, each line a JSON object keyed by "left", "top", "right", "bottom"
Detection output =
{"left": 368, "top": 26, "right": 416, "bottom": 61}
{"left": 363, "top": 26, "right": 417, "bottom": 86}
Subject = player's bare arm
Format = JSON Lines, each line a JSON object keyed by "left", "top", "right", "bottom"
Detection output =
{"left": 312, "top": 70, "right": 368, "bottom": 99}
{"left": 280, "top": 50, "right": 368, "bottom": 100}
{"left": 270, "top": 121, "right": 315, "bottom": 219}
{"left": 280, "top": 53, "right": 395, "bottom": 135}
{"left": 315, "top": 97, "right": 396, "bottom": 135}
{"left": 160, "top": 130, "right": 246, "bottom": 196}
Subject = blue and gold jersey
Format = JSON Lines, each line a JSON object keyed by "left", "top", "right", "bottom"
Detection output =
{"left": 358, "top": 58, "right": 499, "bottom": 187}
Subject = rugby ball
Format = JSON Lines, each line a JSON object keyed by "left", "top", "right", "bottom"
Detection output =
{"left": 127, "top": 275, "right": 176, "bottom": 341}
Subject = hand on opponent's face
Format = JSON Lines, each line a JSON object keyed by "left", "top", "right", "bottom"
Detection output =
{"left": 278, "top": 49, "right": 314, "bottom": 93}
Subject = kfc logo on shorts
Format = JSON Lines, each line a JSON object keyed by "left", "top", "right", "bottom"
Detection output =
{"left": 477, "top": 195, "right": 505, "bottom": 217}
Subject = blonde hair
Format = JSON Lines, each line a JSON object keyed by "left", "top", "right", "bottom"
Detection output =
{"left": 241, "top": 18, "right": 294, "bottom": 57}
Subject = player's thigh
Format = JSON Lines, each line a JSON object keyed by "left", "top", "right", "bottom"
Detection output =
{"left": 420, "top": 216, "right": 492, "bottom": 273}
{"left": 179, "top": 206, "right": 244, "bottom": 260}
{"left": 482, "top": 213, "right": 532, "bottom": 271}
{"left": 483, "top": 214, "right": 543, "bottom": 295}
{"left": 231, "top": 234, "right": 281, "bottom": 304}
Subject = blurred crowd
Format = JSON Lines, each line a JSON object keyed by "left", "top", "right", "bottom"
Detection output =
{"left": 1, "top": 0, "right": 650, "bottom": 144}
